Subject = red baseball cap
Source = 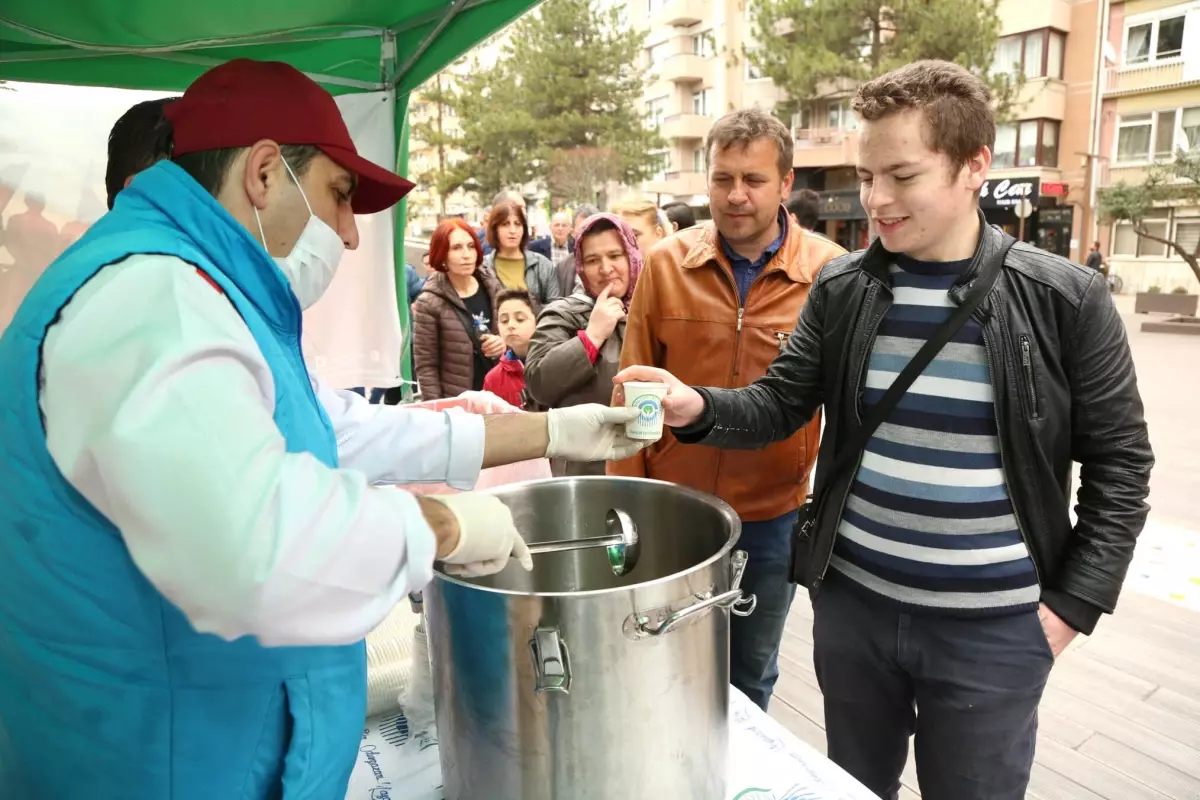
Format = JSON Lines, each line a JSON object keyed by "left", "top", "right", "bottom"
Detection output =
{"left": 164, "top": 59, "right": 414, "bottom": 215}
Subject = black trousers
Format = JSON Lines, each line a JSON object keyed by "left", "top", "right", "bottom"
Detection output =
{"left": 812, "top": 573, "right": 1055, "bottom": 800}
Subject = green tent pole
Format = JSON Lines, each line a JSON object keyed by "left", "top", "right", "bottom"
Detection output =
{"left": 392, "top": 89, "right": 414, "bottom": 399}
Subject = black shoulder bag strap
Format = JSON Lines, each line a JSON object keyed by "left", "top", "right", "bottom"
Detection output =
{"left": 790, "top": 234, "right": 1017, "bottom": 583}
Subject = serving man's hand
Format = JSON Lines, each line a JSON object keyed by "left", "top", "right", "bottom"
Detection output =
{"left": 422, "top": 493, "right": 532, "bottom": 578}
{"left": 613, "top": 366, "right": 705, "bottom": 428}
{"left": 545, "top": 404, "right": 648, "bottom": 461}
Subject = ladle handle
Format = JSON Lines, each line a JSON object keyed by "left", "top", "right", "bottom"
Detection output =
{"left": 526, "top": 534, "right": 623, "bottom": 556}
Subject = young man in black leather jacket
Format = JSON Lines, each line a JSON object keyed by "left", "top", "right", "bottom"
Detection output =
{"left": 615, "top": 60, "right": 1153, "bottom": 800}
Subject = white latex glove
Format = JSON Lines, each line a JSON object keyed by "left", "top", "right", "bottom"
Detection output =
{"left": 428, "top": 493, "right": 533, "bottom": 577}
{"left": 545, "top": 404, "right": 649, "bottom": 462}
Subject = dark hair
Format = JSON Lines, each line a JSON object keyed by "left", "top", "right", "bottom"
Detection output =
{"left": 852, "top": 60, "right": 995, "bottom": 171}
{"left": 706, "top": 109, "right": 794, "bottom": 180}
{"left": 487, "top": 199, "right": 530, "bottom": 252}
{"left": 106, "top": 98, "right": 176, "bottom": 209}
{"left": 172, "top": 144, "right": 323, "bottom": 199}
{"left": 495, "top": 287, "right": 535, "bottom": 313}
{"left": 661, "top": 201, "right": 695, "bottom": 231}
{"left": 428, "top": 217, "right": 483, "bottom": 273}
{"left": 786, "top": 189, "right": 821, "bottom": 230}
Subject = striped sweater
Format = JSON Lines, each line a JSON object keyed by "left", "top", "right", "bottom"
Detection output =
{"left": 829, "top": 253, "right": 1040, "bottom": 616}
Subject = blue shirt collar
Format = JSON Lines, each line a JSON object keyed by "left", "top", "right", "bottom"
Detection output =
{"left": 718, "top": 208, "right": 788, "bottom": 270}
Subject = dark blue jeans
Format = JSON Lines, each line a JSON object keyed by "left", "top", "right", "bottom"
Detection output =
{"left": 730, "top": 509, "right": 799, "bottom": 711}
{"left": 812, "top": 573, "right": 1055, "bottom": 800}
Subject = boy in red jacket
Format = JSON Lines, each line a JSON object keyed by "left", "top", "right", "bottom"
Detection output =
{"left": 483, "top": 288, "right": 537, "bottom": 408}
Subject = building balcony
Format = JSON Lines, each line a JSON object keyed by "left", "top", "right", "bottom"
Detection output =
{"left": 658, "top": 53, "right": 711, "bottom": 85}
{"left": 792, "top": 127, "right": 860, "bottom": 168}
{"left": 645, "top": 170, "right": 707, "bottom": 197}
{"left": 997, "top": 0, "right": 1070, "bottom": 36}
{"left": 1103, "top": 61, "right": 1200, "bottom": 97}
{"left": 1016, "top": 78, "right": 1067, "bottom": 120}
{"left": 1101, "top": 162, "right": 1156, "bottom": 187}
{"left": 662, "top": 113, "right": 712, "bottom": 141}
{"left": 652, "top": 0, "right": 706, "bottom": 28}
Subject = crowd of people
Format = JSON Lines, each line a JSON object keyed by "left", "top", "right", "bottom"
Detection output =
{"left": 0, "top": 54, "right": 1155, "bottom": 800}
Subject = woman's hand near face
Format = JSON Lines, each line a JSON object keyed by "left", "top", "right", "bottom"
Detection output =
{"left": 584, "top": 284, "right": 626, "bottom": 347}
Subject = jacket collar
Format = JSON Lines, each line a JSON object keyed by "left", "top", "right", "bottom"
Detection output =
{"left": 859, "top": 209, "right": 1007, "bottom": 309}
{"left": 423, "top": 270, "right": 471, "bottom": 310}
{"left": 680, "top": 209, "right": 823, "bottom": 284}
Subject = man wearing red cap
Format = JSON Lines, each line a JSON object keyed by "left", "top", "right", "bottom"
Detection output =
{"left": 0, "top": 60, "right": 644, "bottom": 799}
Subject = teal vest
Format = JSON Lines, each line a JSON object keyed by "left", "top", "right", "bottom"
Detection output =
{"left": 0, "top": 162, "right": 366, "bottom": 799}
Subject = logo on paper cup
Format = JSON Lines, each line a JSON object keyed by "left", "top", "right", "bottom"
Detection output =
{"left": 633, "top": 394, "right": 663, "bottom": 424}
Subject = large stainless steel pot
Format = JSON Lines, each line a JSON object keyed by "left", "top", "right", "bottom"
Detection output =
{"left": 424, "top": 476, "right": 752, "bottom": 800}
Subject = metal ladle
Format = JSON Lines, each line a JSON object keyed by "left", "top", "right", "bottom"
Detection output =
{"left": 526, "top": 508, "right": 640, "bottom": 576}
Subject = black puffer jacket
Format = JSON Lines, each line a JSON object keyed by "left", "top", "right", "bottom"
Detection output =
{"left": 675, "top": 217, "right": 1154, "bottom": 634}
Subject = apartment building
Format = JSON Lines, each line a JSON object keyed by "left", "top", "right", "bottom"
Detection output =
{"left": 1098, "top": 0, "right": 1200, "bottom": 292}
{"left": 633, "top": 0, "right": 1108, "bottom": 262}
{"left": 635, "top": 0, "right": 772, "bottom": 210}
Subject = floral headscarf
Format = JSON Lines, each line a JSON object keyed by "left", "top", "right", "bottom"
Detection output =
{"left": 573, "top": 212, "right": 644, "bottom": 307}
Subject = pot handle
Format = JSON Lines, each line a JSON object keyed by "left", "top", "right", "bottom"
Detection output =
{"left": 529, "top": 627, "right": 571, "bottom": 694}
{"left": 631, "top": 550, "right": 756, "bottom": 638}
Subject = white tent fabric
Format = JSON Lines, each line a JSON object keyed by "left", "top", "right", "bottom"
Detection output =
{"left": 0, "top": 81, "right": 404, "bottom": 389}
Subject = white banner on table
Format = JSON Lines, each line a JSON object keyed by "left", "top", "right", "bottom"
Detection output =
{"left": 346, "top": 690, "right": 876, "bottom": 800}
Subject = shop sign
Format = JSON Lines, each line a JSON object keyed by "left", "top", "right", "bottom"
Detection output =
{"left": 1042, "top": 181, "right": 1068, "bottom": 197}
{"left": 818, "top": 189, "right": 866, "bottom": 220}
{"left": 980, "top": 178, "right": 1040, "bottom": 208}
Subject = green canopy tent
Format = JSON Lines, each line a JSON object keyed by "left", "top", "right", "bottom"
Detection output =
{"left": 0, "top": 0, "right": 539, "bottom": 389}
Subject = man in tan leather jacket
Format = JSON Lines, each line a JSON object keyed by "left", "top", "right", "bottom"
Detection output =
{"left": 609, "top": 109, "right": 845, "bottom": 710}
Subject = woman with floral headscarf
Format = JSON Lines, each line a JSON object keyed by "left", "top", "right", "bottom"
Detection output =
{"left": 525, "top": 213, "right": 644, "bottom": 476}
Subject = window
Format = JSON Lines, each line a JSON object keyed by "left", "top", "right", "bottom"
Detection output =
{"left": 827, "top": 100, "right": 857, "bottom": 131}
{"left": 1023, "top": 31, "right": 1044, "bottom": 81}
{"left": 1125, "top": 14, "right": 1187, "bottom": 65}
{"left": 1155, "top": 109, "right": 1177, "bottom": 160}
{"left": 1116, "top": 114, "right": 1153, "bottom": 162}
{"left": 692, "top": 88, "right": 712, "bottom": 116}
{"left": 645, "top": 43, "right": 667, "bottom": 68}
{"left": 791, "top": 106, "right": 812, "bottom": 132}
{"left": 1114, "top": 109, "right": 1200, "bottom": 163}
{"left": 1018, "top": 120, "right": 1039, "bottom": 166}
{"left": 993, "top": 120, "right": 1058, "bottom": 168}
{"left": 746, "top": 52, "right": 764, "bottom": 80}
{"left": 1046, "top": 31, "right": 1064, "bottom": 80}
{"left": 1157, "top": 15, "right": 1186, "bottom": 60}
{"left": 645, "top": 96, "right": 668, "bottom": 128}
{"left": 1181, "top": 107, "right": 1200, "bottom": 152}
{"left": 1040, "top": 120, "right": 1060, "bottom": 166}
{"left": 1113, "top": 210, "right": 1171, "bottom": 257}
{"left": 646, "top": 0, "right": 664, "bottom": 13}
{"left": 693, "top": 30, "right": 715, "bottom": 58}
{"left": 1140, "top": 214, "right": 1170, "bottom": 257}
{"left": 1175, "top": 217, "right": 1200, "bottom": 252}
{"left": 992, "top": 29, "right": 1065, "bottom": 79}
{"left": 693, "top": 148, "right": 707, "bottom": 172}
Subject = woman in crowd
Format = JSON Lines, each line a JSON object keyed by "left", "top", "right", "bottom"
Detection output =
{"left": 610, "top": 197, "right": 667, "bottom": 264}
{"left": 525, "top": 213, "right": 642, "bottom": 476}
{"left": 412, "top": 218, "right": 505, "bottom": 400}
{"left": 482, "top": 288, "right": 538, "bottom": 409}
{"left": 482, "top": 198, "right": 562, "bottom": 307}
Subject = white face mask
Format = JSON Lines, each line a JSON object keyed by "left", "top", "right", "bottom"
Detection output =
{"left": 254, "top": 156, "right": 346, "bottom": 309}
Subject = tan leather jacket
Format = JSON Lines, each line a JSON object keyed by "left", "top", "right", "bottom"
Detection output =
{"left": 608, "top": 211, "right": 845, "bottom": 521}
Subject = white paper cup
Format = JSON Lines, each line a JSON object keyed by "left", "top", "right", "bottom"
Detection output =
{"left": 623, "top": 381, "right": 669, "bottom": 440}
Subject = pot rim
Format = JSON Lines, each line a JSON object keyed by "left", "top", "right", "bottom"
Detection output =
{"left": 431, "top": 476, "right": 743, "bottom": 598}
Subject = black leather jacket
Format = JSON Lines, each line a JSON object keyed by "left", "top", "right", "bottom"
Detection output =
{"left": 675, "top": 220, "right": 1153, "bottom": 634}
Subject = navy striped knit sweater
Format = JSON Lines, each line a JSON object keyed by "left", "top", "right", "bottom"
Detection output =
{"left": 829, "top": 254, "right": 1040, "bottom": 616}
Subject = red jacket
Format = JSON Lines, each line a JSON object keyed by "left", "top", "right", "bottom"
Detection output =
{"left": 482, "top": 352, "right": 526, "bottom": 409}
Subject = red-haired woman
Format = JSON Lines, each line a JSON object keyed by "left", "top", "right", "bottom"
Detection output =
{"left": 481, "top": 199, "right": 562, "bottom": 307}
{"left": 412, "top": 218, "right": 505, "bottom": 400}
